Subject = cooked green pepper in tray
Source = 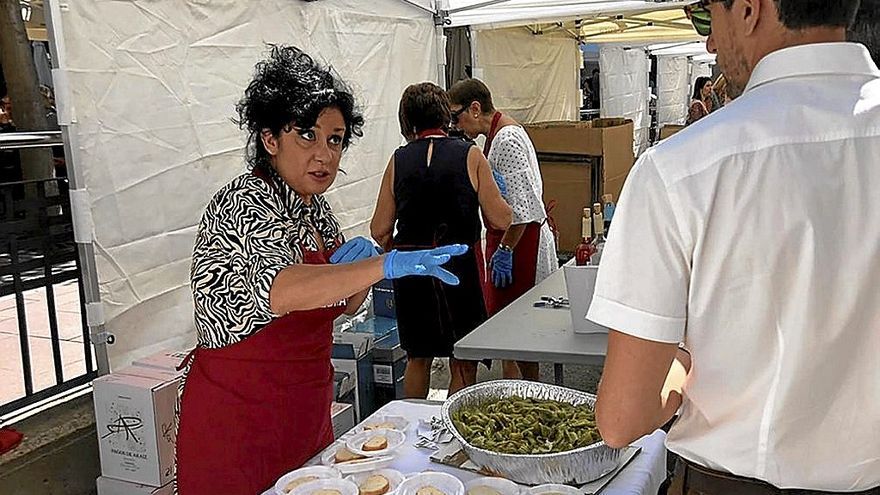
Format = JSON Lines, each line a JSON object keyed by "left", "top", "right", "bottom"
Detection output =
{"left": 450, "top": 396, "right": 602, "bottom": 455}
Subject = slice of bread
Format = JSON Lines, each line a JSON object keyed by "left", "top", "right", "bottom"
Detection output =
{"left": 362, "top": 435, "right": 388, "bottom": 452}
{"left": 312, "top": 490, "right": 342, "bottom": 495}
{"left": 334, "top": 447, "right": 367, "bottom": 463}
{"left": 416, "top": 486, "right": 446, "bottom": 495}
{"left": 467, "top": 486, "right": 502, "bottom": 495}
{"left": 359, "top": 475, "right": 391, "bottom": 495}
{"left": 284, "top": 476, "right": 318, "bottom": 493}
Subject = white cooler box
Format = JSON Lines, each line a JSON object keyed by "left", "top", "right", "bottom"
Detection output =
{"left": 563, "top": 263, "right": 609, "bottom": 334}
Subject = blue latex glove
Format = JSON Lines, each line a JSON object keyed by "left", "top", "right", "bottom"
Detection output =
{"left": 492, "top": 169, "right": 508, "bottom": 198}
{"left": 490, "top": 247, "right": 513, "bottom": 288}
{"left": 383, "top": 244, "right": 468, "bottom": 285}
{"left": 330, "top": 236, "right": 380, "bottom": 264}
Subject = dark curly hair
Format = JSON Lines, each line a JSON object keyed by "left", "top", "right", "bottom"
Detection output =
{"left": 235, "top": 45, "right": 365, "bottom": 174}
{"left": 398, "top": 82, "right": 452, "bottom": 140}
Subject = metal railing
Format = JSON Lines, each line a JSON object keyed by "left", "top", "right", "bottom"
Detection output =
{"left": 0, "top": 138, "right": 97, "bottom": 416}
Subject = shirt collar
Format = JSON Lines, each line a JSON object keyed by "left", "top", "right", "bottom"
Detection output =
{"left": 745, "top": 42, "right": 880, "bottom": 93}
{"left": 265, "top": 167, "right": 313, "bottom": 221}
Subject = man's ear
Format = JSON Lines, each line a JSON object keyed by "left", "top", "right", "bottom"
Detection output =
{"left": 470, "top": 101, "right": 483, "bottom": 116}
{"left": 260, "top": 129, "right": 279, "bottom": 157}
{"left": 740, "top": 0, "right": 762, "bottom": 36}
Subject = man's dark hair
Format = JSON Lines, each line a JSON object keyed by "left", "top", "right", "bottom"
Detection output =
{"left": 720, "top": 0, "right": 860, "bottom": 29}
{"left": 848, "top": 0, "right": 879, "bottom": 63}
{"left": 235, "top": 45, "right": 364, "bottom": 174}
{"left": 447, "top": 78, "right": 496, "bottom": 114}
{"left": 398, "top": 82, "right": 451, "bottom": 139}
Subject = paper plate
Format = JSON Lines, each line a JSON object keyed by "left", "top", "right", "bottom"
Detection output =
{"left": 275, "top": 466, "right": 343, "bottom": 495}
{"left": 344, "top": 428, "right": 406, "bottom": 458}
{"left": 321, "top": 442, "right": 395, "bottom": 474}
{"left": 346, "top": 469, "right": 406, "bottom": 495}
{"left": 397, "top": 472, "right": 465, "bottom": 495}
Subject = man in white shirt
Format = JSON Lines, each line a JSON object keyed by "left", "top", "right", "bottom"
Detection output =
{"left": 587, "top": 0, "right": 880, "bottom": 492}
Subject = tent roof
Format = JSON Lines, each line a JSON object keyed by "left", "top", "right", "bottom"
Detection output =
{"left": 446, "top": 0, "right": 694, "bottom": 29}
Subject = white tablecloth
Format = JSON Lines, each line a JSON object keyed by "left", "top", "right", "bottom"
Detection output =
{"left": 264, "top": 400, "right": 666, "bottom": 495}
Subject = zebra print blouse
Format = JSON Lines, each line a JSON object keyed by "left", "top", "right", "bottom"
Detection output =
{"left": 190, "top": 171, "right": 344, "bottom": 348}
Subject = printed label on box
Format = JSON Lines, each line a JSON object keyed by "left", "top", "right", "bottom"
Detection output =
{"left": 373, "top": 364, "right": 393, "bottom": 385}
{"left": 94, "top": 373, "right": 178, "bottom": 486}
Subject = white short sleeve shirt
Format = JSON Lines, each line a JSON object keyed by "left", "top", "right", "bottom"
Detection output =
{"left": 587, "top": 43, "right": 880, "bottom": 490}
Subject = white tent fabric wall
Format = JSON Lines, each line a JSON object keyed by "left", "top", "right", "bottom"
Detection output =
{"left": 472, "top": 27, "right": 580, "bottom": 123}
{"left": 599, "top": 46, "right": 651, "bottom": 155}
{"left": 54, "top": 0, "right": 438, "bottom": 369}
{"left": 657, "top": 56, "right": 690, "bottom": 126}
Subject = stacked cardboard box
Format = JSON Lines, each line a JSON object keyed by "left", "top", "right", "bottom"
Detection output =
{"left": 524, "top": 118, "right": 635, "bottom": 252}
{"left": 93, "top": 352, "right": 183, "bottom": 495}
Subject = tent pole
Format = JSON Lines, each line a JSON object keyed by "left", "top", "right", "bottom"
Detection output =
{"left": 448, "top": 0, "right": 511, "bottom": 15}
{"left": 43, "top": 0, "right": 112, "bottom": 375}
{"left": 436, "top": 24, "right": 447, "bottom": 88}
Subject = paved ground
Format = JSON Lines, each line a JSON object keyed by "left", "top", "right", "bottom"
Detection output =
{"left": 0, "top": 281, "right": 93, "bottom": 408}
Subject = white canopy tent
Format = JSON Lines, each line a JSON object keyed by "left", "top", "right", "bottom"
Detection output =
{"left": 441, "top": 0, "right": 707, "bottom": 153}
{"left": 42, "top": 0, "right": 712, "bottom": 371}
{"left": 651, "top": 41, "right": 716, "bottom": 126}
{"left": 445, "top": 0, "right": 693, "bottom": 30}
{"left": 46, "top": 0, "right": 441, "bottom": 369}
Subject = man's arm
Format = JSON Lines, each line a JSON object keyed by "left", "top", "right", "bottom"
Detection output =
{"left": 596, "top": 331, "right": 691, "bottom": 448}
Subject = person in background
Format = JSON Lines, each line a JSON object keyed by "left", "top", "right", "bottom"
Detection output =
{"left": 590, "top": 68, "right": 601, "bottom": 109}
{"left": 0, "top": 95, "right": 13, "bottom": 126}
{"left": 447, "top": 79, "right": 558, "bottom": 382}
{"left": 178, "top": 46, "right": 466, "bottom": 494}
{"left": 582, "top": 77, "right": 593, "bottom": 109}
{"left": 590, "top": 0, "right": 880, "bottom": 491}
{"left": 0, "top": 94, "right": 22, "bottom": 185}
{"left": 848, "top": 0, "right": 879, "bottom": 63}
{"left": 686, "top": 76, "right": 713, "bottom": 124}
{"left": 371, "top": 82, "right": 511, "bottom": 398}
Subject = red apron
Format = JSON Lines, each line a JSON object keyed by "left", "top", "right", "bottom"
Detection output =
{"left": 175, "top": 248, "right": 343, "bottom": 495}
{"left": 483, "top": 223, "right": 541, "bottom": 316}
{"left": 480, "top": 112, "right": 543, "bottom": 317}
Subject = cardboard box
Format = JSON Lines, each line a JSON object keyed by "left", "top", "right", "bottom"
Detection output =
{"left": 93, "top": 372, "right": 178, "bottom": 487}
{"left": 525, "top": 119, "right": 635, "bottom": 251}
{"left": 331, "top": 401, "right": 356, "bottom": 439}
{"left": 122, "top": 364, "right": 183, "bottom": 383}
{"left": 659, "top": 124, "right": 686, "bottom": 140}
{"left": 132, "top": 349, "right": 189, "bottom": 374}
{"left": 96, "top": 476, "right": 174, "bottom": 495}
{"left": 372, "top": 279, "right": 396, "bottom": 318}
{"left": 538, "top": 158, "right": 595, "bottom": 252}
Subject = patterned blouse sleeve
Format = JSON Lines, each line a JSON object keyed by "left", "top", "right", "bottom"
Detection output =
{"left": 490, "top": 132, "right": 547, "bottom": 225}
{"left": 191, "top": 180, "right": 298, "bottom": 344}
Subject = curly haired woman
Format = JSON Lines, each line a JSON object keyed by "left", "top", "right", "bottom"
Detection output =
{"left": 176, "top": 45, "right": 467, "bottom": 494}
